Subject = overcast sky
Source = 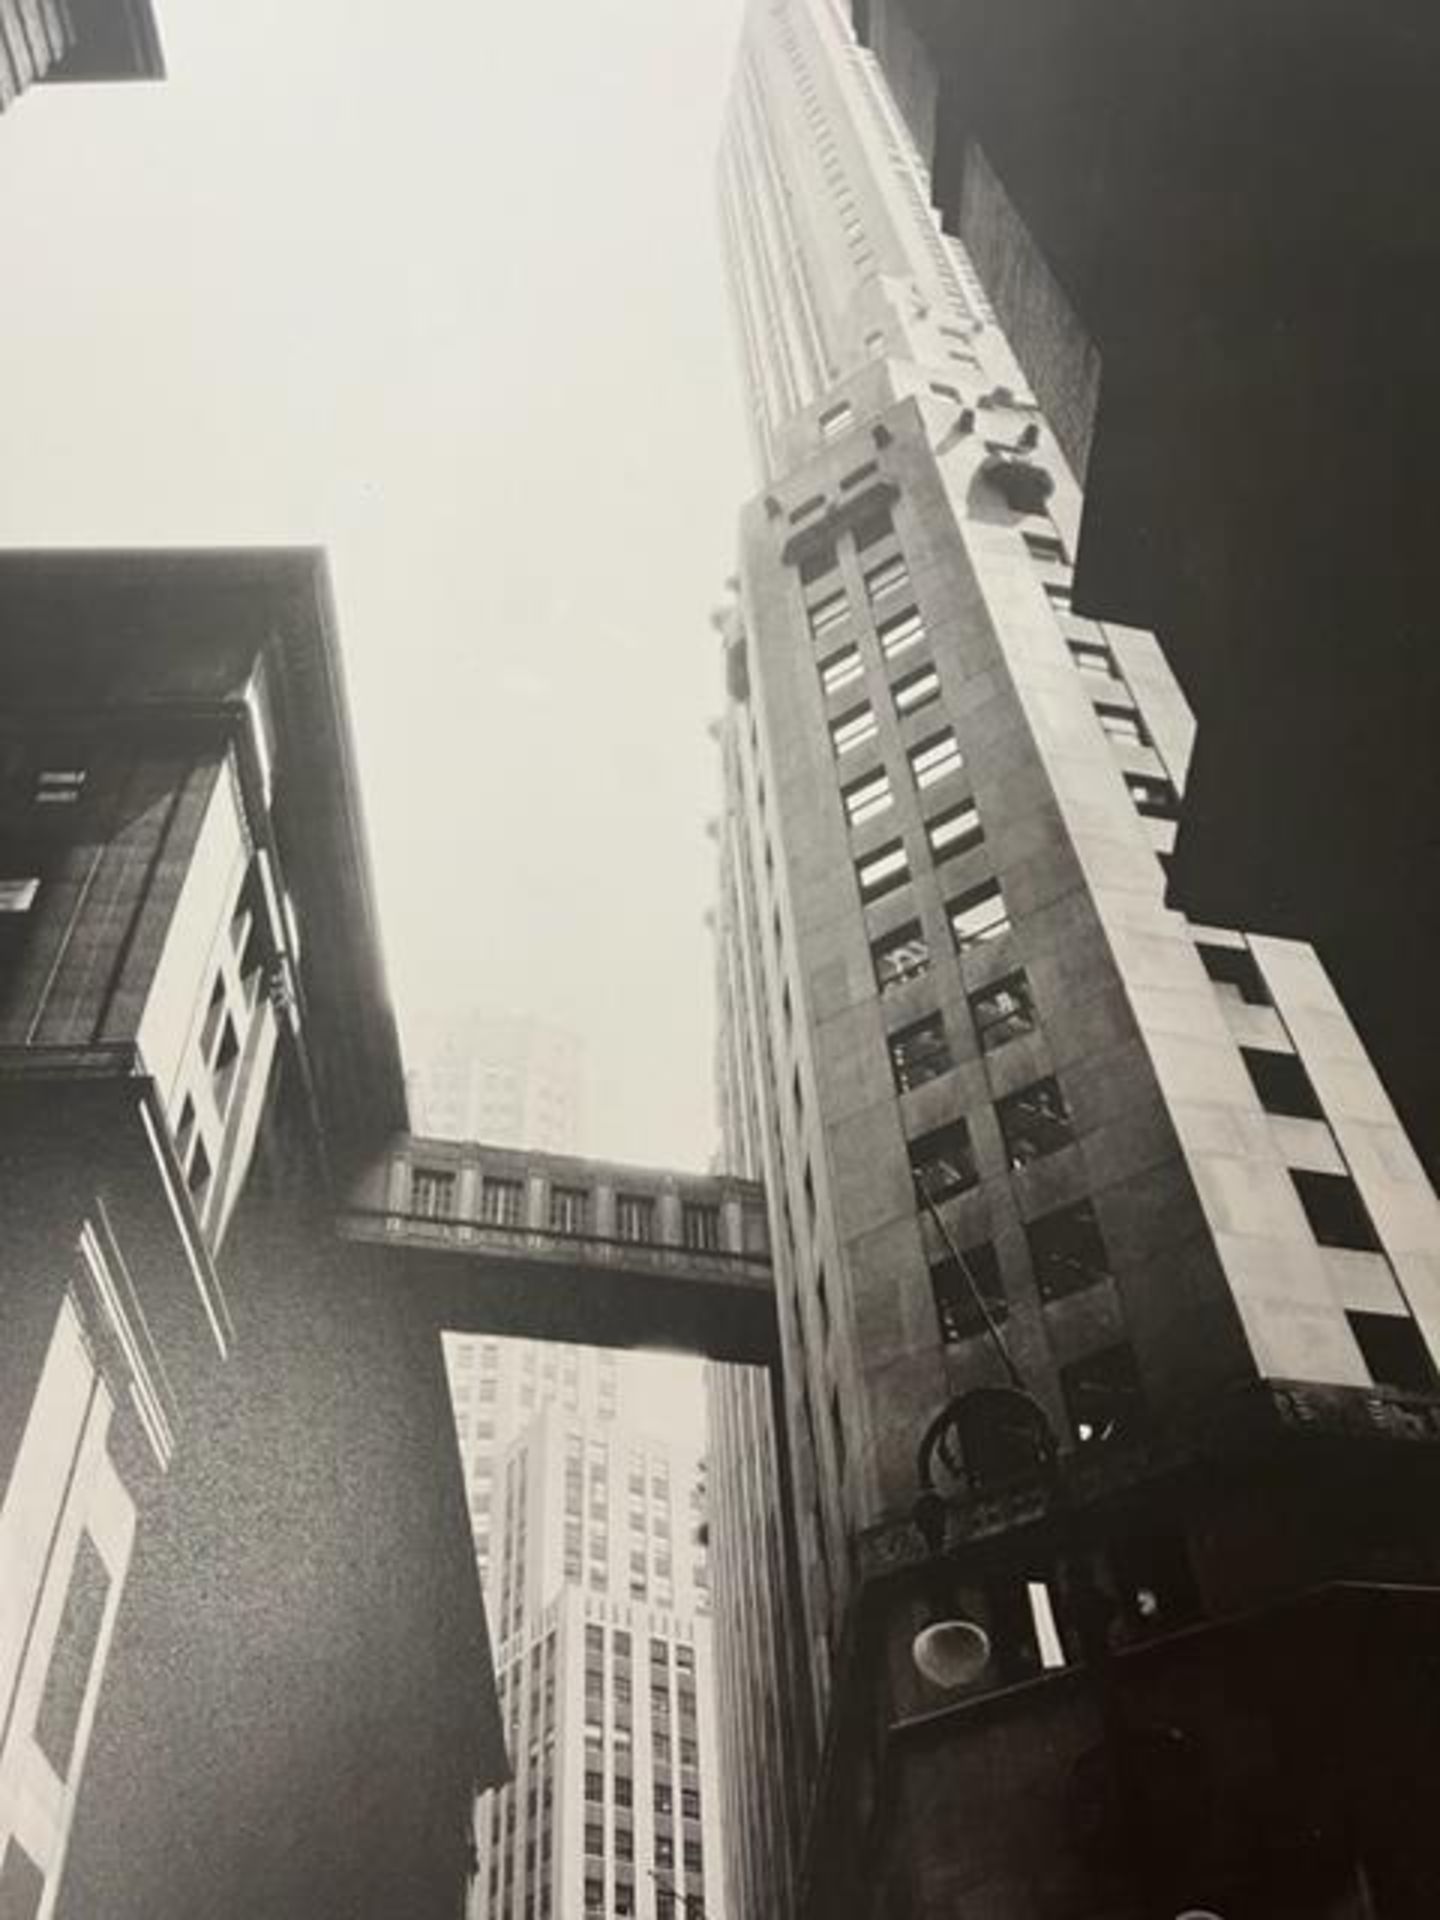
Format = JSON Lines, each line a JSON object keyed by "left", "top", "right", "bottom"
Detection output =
{"left": 0, "top": 0, "right": 754, "bottom": 1176}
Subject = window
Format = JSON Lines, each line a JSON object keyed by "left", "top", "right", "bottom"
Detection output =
{"left": 1196, "top": 941, "right": 1269, "bottom": 1006}
{"left": 1069, "top": 639, "right": 1118, "bottom": 678}
{"left": 830, "top": 703, "right": 878, "bottom": 757}
{"left": 200, "top": 973, "right": 227, "bottom": 1060}
{"left": 908, "top": 1119, "right": 979, "bottom": 1202}
{"left": 819, "top": 400, "right": 854, "bottom": 440}
{"left": 411, "top": 1167, "right": 456, "bottom": 1220}
{"left": 1095, "top": 702, "right": 1147, "bottom": 746}
{"left": 34, "top": 768, "right": 86, "bottom": 805}
{"left": 853, "top": 507, "right": 893, "bottom": 551}
{"left": 947, "top": 878, "right": 1009, "bottom": 949}
{"left": 799, "top": 545, "right": 837, "bottom": 588}
{"left": 681, "top": 1202, "right": 721, "bottom": 1252}
{"left": 1241, "top": 1047, "right": 1324, "bottom": 1120}
{"left": 930, "top": 1242, "right": 1006, "bottom": 1344}
{"left": 480, "top": 1176, "right": 524, "bottom": 1228}
{"left": 892, "top": 664, "right": 941, "bottom": 716}
{"left": 585, "top": 1771, "right": 604, "bottom": 1804}
{"left": 842, "top": 767, "right": 893, "bottom": 827}
{"left": 1348, "top": 1313, "right": 1436, "bottom": 1392}
{"left": 888, "top": 1012, "right": 952, "bottom": 1093}
{"left": 681, "top": 1786, "right": 701, "bottom": 1819}
{"left": 909, "top": 729, "right": 962, "bottom": 789}
{"left": 926, "top": 798, "right": 983, "bottom": 861}
{"left": 856, "top": 840, "right": 910, "bottom": 905}
{"left": 871, "top": 920, "right": 930, "bottom": 993}
{"left": 549, "top": 1185, "right": 589, "bottom": 1234}
{"left": 1044, "top": 582, "right": 1072, "bottom": 614}
{"left": 997, "top": 1078, "right": 1076, "bottom": 1167}
{"left": 931, "top": 381, "right": 963, "bottom": 402}
{"left": 864, "top": 555, "right": 910, "bottom": 604}
{"left": 877, "top": 607, "right": 925, "bottom": 659}
{"left": 1027, "top": 1200, "right": 1112, "bottom": 1302}
{"left": 1125, "top": 772, "right": 1180, "bottom": 820}
{"left": 212, "top": 1016, "right": 241, "bottom": 1115}
{"left": 655, "top": 1837, "right": 675, "bottom": 1869}
{"left": 34, "top": 1532, "right": 110, "bottom": 1779}
{"left": 789, "top": 494, "right": 824, "bottom": 525}
{"left": 809, "top": 589, "right": 850, "bottom": 641}
{"left": 841, "top": 461, "right": 878, "bottom": 490}
{"left": 1291, "top": 1170, "right": 1381, "bottom": 1252}
{"left": 614, "top": 1775, "right": 633, "bottom": 1809}
{"left": 969, "top": 970, "right": 1037, "bottom": 1051}
{"left": 616, "top": 1194, "right": 656, "bottom": 1244}
{"left": 186, "top": 1137, "right": 213, "bottom": 1210}
{"left": 819, "top": 644, "right": 863, "bottom": 694}
{"left": 683, "top": 1843, "right": 704, "bottom": 1873}
{"left": 1061, "top": 1345, "right": 1146, "bottom": 1447}
{"left": 584, "top": 1879, "right": 604, "bottom": 1913}
{"left": 1021, "top": 530, "right": 1067, "bottom": 566}
{"left": 0, "top": 877, "right": 39, "bottom": 912}
{"left": 654, "top": 1784, "right": 674, "bottom": 1815}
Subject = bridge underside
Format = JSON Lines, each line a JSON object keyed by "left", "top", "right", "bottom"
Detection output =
{"left": 339, "top": 1230, "right": 779, "bottom": 1366}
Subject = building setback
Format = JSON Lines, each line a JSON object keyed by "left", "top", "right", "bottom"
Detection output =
{"left": 706, "top": 4, "right": 1440, "bottom": 1917}
{"left": 0, "top": 0, "right": 162, "bottom": 112}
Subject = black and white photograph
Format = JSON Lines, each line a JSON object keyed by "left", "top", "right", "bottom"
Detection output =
{"left": 1, "top": 3, "right": 1438, "bottom": 1916}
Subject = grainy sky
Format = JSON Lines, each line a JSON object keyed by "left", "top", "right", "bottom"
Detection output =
{"left": 0, "top": 0, "right": 754, "bottom": 1173}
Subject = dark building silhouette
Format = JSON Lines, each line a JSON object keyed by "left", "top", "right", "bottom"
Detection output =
{"left": 852, "top": 0, "right": 1440, "bottom": 1181}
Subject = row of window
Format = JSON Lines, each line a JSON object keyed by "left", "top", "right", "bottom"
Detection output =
{"left": 408, "top": 1168, "right": 723, "bottom": 1251}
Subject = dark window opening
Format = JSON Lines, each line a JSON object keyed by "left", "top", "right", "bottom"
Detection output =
{"left": 1197, "top": 941, "right": 1270, "bottom": 1006}
{"left": 930, "top": 1241, "right": 1007, "bottom": 1344}
{"left": 616, "top": 1194, "right": 656, "bottom": 1244}
{"left": 1291, "top": 1170, "right": 1382, "bottom": 1252}
{"left": 887, "top": 1012, "right": 952, "bottom": 1093}
{"left": 186, "top": 1138, "right": 213, "bottom": 1211}
{"left": 1027, "top": 1200, "right": 1111, "bottom": 1302}
{"left": 856, "top": 839, "right": 910, "bottom": 905}
{"left": 681, "top": 1202, "right": 721, "bottom": 1252}
{"left": 213, "top": 1016, "right": 241, "bottom": 1115}
{"left": 852, "top": 507, "right": 893, "bottom": 551}
{"left": 996, "top": 1077, "right": 1076, "bottom": 1168}
{"left": 1061, "top": 1345, "right": 1147, "bottom": 1448}
{"left": 1124, "top": 772, "right": 1180, "bottom": 820}
{"left": 1347, "top": 1312, "right": 1437, "bottom": 1393}
{"left": 798, "top": 545, "right": 837, "bottom": 588}
{"left": 871, "top": 920, "right": 930, "bottom": 993}
{"left": 1241, "top": 1047, "right": 1324, "bottom": 1120}
{"left": 968, "top": 970, "right": 1036, "bottom": 1052}
{"left": 908, "top": 1120, "right": 979, "bottom": 1202}
{"left": 925, "top": 798, "right": 983, "bottom": 861}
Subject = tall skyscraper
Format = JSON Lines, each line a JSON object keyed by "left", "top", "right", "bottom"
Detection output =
{"left": 707, "top": 4, "right": 1440, "bottom": 1916}
{"left": 443, "top": 1337, "right": 725, "bottom": 1920}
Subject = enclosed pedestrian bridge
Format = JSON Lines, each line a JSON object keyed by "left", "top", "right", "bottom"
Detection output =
{"left": 339, "top": 1135, "right": 777, "bottom": 1364}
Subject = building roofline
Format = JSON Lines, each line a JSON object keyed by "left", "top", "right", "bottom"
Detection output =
{"left": 0, "top": 547, "right": 407, "bottom": 1163}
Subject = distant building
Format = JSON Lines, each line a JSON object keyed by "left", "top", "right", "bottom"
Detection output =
{"left": 444, "top": 1339, "right": 726, "bottom": 1920}
{"left": 707, "top": 4, "right": 1440, "bottom": 1917}
{"left": 409, "top": 1011, "right": 586, "bottom": 1154}
{"left": 0, "top": 1, "right": 163, "bottom": 113}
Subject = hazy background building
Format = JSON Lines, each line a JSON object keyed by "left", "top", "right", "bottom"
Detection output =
{"left": 407, "top": 1011, "right": 587, "bottom": 1156}
{"left": 705, "top": 2, "right": 1440, "bottom": 1915}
